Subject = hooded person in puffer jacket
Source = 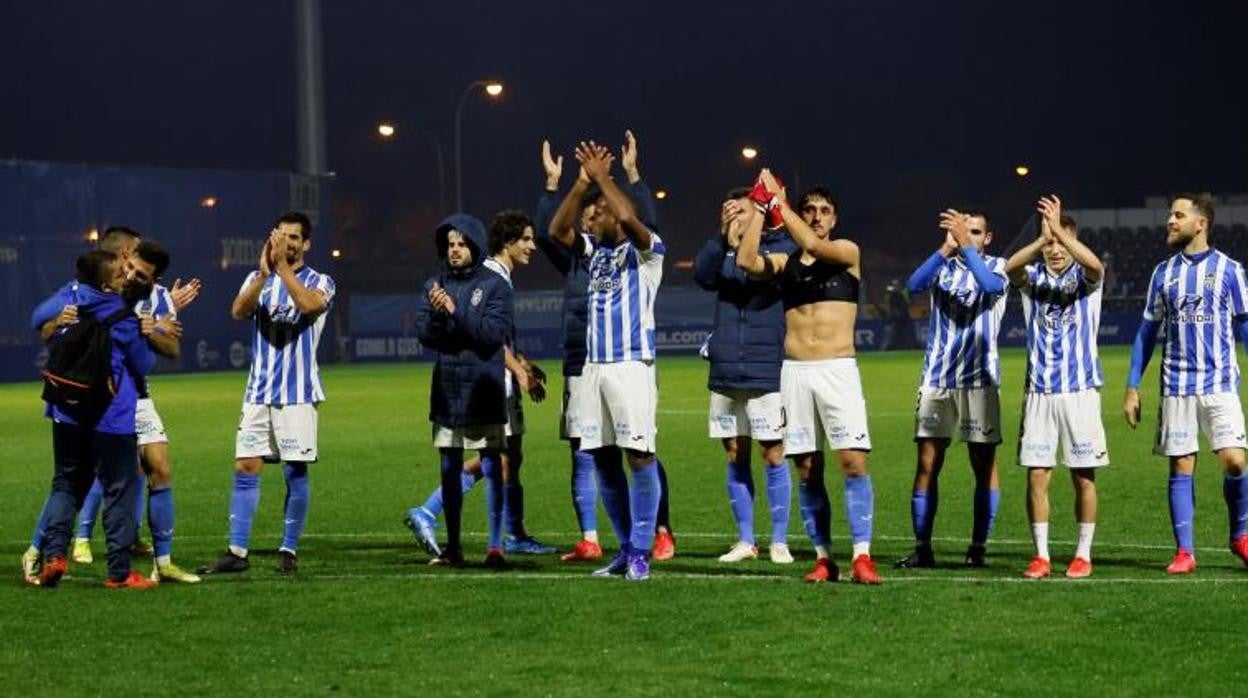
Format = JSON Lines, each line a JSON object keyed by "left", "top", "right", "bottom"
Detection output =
{"left": 413, "top": 214, "right": 514, "bottom": 566}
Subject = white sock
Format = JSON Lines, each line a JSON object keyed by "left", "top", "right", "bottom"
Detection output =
{"left": 583, "top": 530, "right": 599, "bottom": 544}
{"left": 1075, "top": 522, "right": 1095, "bottom": 560}
{"left": 1031, "top": 522, "right": 1050, "bottom": 561}
{"left": 228, "top": 545, "right": 248, "bottom": 558}
{"left": 156, "top": 554, "right": 172, "bottom": 567}
{"left": 814, "top": 544, "right": 830, "bottom": 559}
{"left": 852, "top": 542, "right": 871, "bottom": 559}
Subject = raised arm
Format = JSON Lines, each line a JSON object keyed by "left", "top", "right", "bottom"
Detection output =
{"left": 272, "top": 248, "right": 329, "bottom": 318}
{"left": 548, "top": 168, "right": 589, "bottom": 249}
{"left": 758, "top": 169, "right": 859, "bottom": 269}
{"left": 1039, "top": 195, "right": 1103, "bottom": 283}
{"left": 577, "top": 141, "right": 653, "bottom": 250}
{"left": 942, "top": 210, "right": 1005, "bottom": 294}
{"left": 232, "top": 239, "right": 272, "bottom": 320}
{"left": 534, "top": 141, "right": 573, "bottom": 274}
{"left": 621, "top": 130, "right": 659, "bottom": 230}
{"left": 1004, "top": 234, "right": 1046, "bottom": 288}
{"left": 734, "top": 201, "right": 784, "bottom": 280}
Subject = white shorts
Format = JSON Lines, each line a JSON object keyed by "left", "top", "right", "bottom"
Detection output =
{"left": 781, "top": 358, "right": 872, "bottom": 456}
{"left": 1018, "top": 390, "right": 1109, "bottom": 468}
{"left": 560, "top": 375, "right": 584, "bottom": 441}
{"left": 1155, "top": 392, "right": 1248, "bottom": 456}
{"left": 433, "top": 424, "right": 505, "bottom": 450}
{"left": 235, "top": 403, "right": 319, "bottom": 462}
{"left": 708, "top": 389, "right": 785, "bottom": 441}
{"left": 914, "top": 386, "right": 1002, "bottom": 444}
{"left": 135, "top": 398, "right": 168, "bottom": 446}
{"left": 574, "top": 361, "right": 657, "bottom": 452}
{"left": 505, "top": 388, "right": 525, "bottom": 438}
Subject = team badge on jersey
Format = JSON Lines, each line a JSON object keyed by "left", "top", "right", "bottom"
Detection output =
{"left": 1205, "top": 273, "right": 1217, "bottom": 290}
{"left": 1062, "top": 275, "right": 1078, "bottom": 294}
{"left": 471, "top": 288, "right": 483, "bottom": 307}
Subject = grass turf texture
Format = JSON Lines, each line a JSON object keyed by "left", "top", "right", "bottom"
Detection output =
{"left": 2, "top": 347, "right": 1247, "bottom": 695}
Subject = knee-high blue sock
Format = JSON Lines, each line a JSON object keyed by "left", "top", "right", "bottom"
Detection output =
{"left": 629, "top": 458, "right": 662, "bottom": 555}
{"left": 844, "top": 475, "right": 874, "bottom": 548}
{"left": 1223, "top": 474, "right": 1248, "bottom": 542}
{"left": 972, "top": 486, "right": 1000, "bottom": 546}
{"left": 594, "top": 448, "right": 632, "bottom": 550}
{"left": 503, "top": 450, "right": 524, "bottom": 537}
{"left": 148, "top": 486, "right": 175, "bottom": 559}
{"left": 228, "top": 473, "right": 261, "bottom": 554}
{"left": 31, "top": 495, "right": 52, "bottom": 550}
{"left": 726, "top": 460, "right": 756, "bottom": 545}
{"left": 765, "top": 464, "right": 791, "bottom": 545}
{"left": 77, "top": 478, "right": 104, "bottom": 539}
{"left": 133, "top": 472, "right": 147, "bottom": 532}
{"left": 281, "top": 463, "right": 310, "bottom": 552}
{"left": 656, "top": 457, "right": 671, "bottom": 530}
{"left": 1169, "top": 473, "right": 1195, "bottom": 552}
{"left": 798, "top": 469, "right": 831, "bottom": 548}
{"left": 440, "top": 450, "right": 465, "bottom": 555}
{"left": 913, "top": 478, "right": 940, "bottom": 543}
{"left": 571, "top": 447, "right": 598, "bottom": 534}
{"left": 421, "top": 470, "right": 480, "bottom": 518}
{"left": 481, "top": 450, "right": 504, "bottom": 549}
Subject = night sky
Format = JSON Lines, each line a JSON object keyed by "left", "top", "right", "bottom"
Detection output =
{"left": 4, "top": 1, "right": 1246, "bottom": 286}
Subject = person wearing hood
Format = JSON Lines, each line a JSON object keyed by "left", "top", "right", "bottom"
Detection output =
{"left": 35, "top": 242, "right": 168, "bottom": 589}
{"left": 412, "top": 213, "right": 514, "bottom": 566}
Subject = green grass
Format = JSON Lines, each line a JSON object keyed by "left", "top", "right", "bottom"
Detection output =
{"left": 2, "top": 347, "right": 1247, "bottom": 695}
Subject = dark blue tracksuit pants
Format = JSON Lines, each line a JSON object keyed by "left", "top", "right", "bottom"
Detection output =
{"left": 44, "top": 422, "right": 140, "bottom": 582}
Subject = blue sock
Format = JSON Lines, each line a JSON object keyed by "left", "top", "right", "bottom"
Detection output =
{"left": 1169, "top": 473, "right": 1196, "bottom": 552}
{"left": 765, "top": 464, "right": 791, "bottom": 545}
{"left": 133, "top": 472, "right": 147, "bottom": 532}
{"left": 77, "top": 478, "right": 104, "bottom": 539}
{"left": 972, "top": 486, "right": 1000, "bottom": 546}
{"left": 726, "top": 460, "right": 756, "bottom": 545}
{"left": 571, "top": 448, "right": 598, "bottom": 534}
{"left": 421, "top": 470, "right": 480, "bottom": 519}
{"left": 844, "top": 475, "right": 874, "bottom": 546}
{"left": 503, "top": 449, "right": 524, "bottom": 537}
{"left": 31, "top": 495, "right": 52, "bottom": 550}
{"left": 281, "top": 464, "right": 310, "bottom": 552}
{"left": 481, "top": 450, "right": 504, "bottom": 549}
{"left": 440, "top": 450, "right": 465, "bottom": 554}
{"left": 593, "top": 448, "right": 632, "bottom": 550}
{"left": 1224, "top": 474, "right": 1248, "bottom": 541}
{"left": 913, "top": 478, "right": 940, "bottom": 543}
{"left": 228, "top": 473, "right": 261, "bottom": 552}
{"left": 148, "top": 486, "right": 175, "bottom": 558}
{"left": 629, "top": 458, "right": 662, "bottom": 555}
{"left": 655, "top": 457, "right": 671, "bottom": 530}
{"left": 798, "top": 468, "right": 831, "bottom": 548}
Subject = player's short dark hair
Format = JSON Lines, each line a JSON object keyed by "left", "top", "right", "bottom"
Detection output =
{"left": 134, "top": 240, "right": 170, "bottom": 278}
{"left": 579, "top": 184, "right": 603, "bottom": 211}
{"left": 798, "top": 187, "right": 838, "bottom": 214}
{"left": 725, "top": 187, "right": 752, "bottom": 201}
{"left": 275, "top": 211, "right": 313, "bottom": 240}
{"left": 76, "top": 250, "right": 116, "bottom": 289}
{"left": 962, "top": 209, "right": 991, "bottom": 231}
{"left": 1170, "top": 192, "right": 1216, "bottom": 227}
{"left": 1059, "top": 214, "right": 1078, "bottom": 234}
{"left": 99, "top": 226, "right": 140, "bottom": 254}
{"left": 489, "top": 209, "right": 534, "bottom": 254}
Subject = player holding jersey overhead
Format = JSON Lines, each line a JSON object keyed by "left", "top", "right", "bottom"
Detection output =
{"left": 548, "top": 141, "right": 664, "bottom": 581}
{"left": 199, "top": 211, "right": 335, "bottom": 576}
{"left": 1005, "top": 196, "right": 1107, "bottom": 579}
{"left": 1123, "top": 192, "right": 1248, "bottom": 575}
{"left": 898, "top": 209, "right": 1008, "bottom": 569}
{"left": 735, "top": 171, "right": 881, "bottom": 584}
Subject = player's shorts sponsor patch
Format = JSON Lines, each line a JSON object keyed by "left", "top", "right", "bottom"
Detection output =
{"left": 279, "top": 437, "right": 301, "bottom": 452}
{"left": 239, "top": 432, "right": 265, "bottom": 449}
{"left": 748, "top": 415, "right": 771, "bottom": 433}
{"left": 714, "top": 414, "right": 737, "bottom": 432}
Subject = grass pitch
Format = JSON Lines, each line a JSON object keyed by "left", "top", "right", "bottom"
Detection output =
{"left": 2, "top": 347, "right": 1247, "bottom": 695}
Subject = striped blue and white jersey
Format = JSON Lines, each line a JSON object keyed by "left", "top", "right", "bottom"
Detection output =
{"left": 240, "top": 266, "right": 336, "bottom": 405}
{"left": 1143, "top": 249, "right": 1248, "bottom": 397}
{"left": 134, "top": 283, "right": 176, "bottom": 321}
{"left": 919, "top": 255, "right": 1009, "bottom": 388}
{"left": 580, "top": 233, "right": 664, "bottom": 363}
{"left": 1020, "top": 263, "right": 1103, "bottom": 393}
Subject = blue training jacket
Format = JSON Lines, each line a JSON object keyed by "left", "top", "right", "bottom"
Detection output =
{"left": 416, "top": 213, "right": 514, "bottom": 428}
{"left": 33, "top": 282, "right": 154, "bottom": 435}
{"left": 692, "top": 229, "right": 797, "bottom": 393}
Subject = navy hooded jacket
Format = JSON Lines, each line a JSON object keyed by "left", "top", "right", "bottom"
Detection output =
{"left": 415, "top": 214, "right": 514, "bottom": 428}
{"left": 535, "top": 179, "right": 659, "bottom": 377}
{"left": 692, "top": 229, "right": 797, "bottom": 393}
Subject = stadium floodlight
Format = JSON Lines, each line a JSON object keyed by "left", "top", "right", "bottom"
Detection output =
{"left": 484, "top": 82, "right": 504, "bottom": 97}
{"left": 378, "top": 123, "right": 396, "bottom": 138}
{"left": 741, "top": 146, "right": 759, "bottom": 160}
{"left": 86, "top": 228, "right": 99, "bottom": 242}
{"left": 200, "top": 196, "right": 218, "bottom": 208}
{"left": 331, "top": 249, "right": 342, "bottom": 259}
{"left": 1015, "top": 165, "right": 1030, "bottom": 177}
{"left": 456, "top": 79, "right": 506, "bottom": 211}
{"left": 655, "top": 189, "right": 668, "bottom": 200}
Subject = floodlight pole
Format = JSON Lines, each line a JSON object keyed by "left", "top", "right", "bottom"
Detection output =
{"left": 294, "top": 0, "right": 327, "bottom": 175}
